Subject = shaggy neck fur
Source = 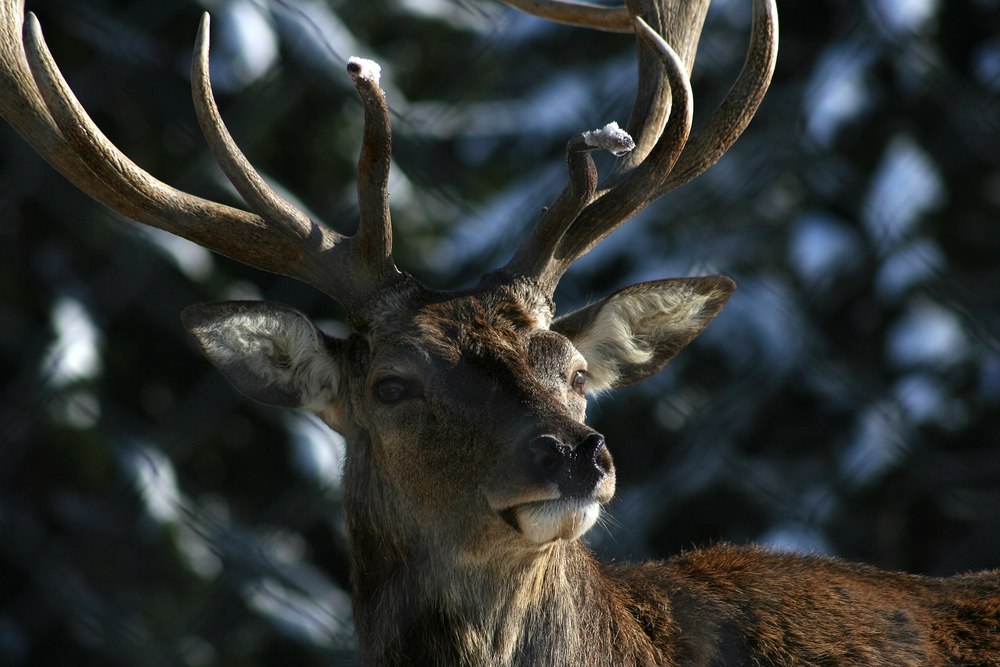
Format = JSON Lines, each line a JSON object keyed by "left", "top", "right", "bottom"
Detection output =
{"left": 348, "top": 529, "right": 668, "bottom": 666}
{"left": 343, "top": 456, "right": 665, "bottom": 667}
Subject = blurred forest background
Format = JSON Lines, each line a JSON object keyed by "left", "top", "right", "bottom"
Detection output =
{"left": 1, "top": 0, "right": 999, "bottom": 664}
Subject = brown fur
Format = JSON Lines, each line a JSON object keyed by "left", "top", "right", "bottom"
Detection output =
{"left": 305, "top": 282, "right": 1000, "bottom": 666}
{"left": 347, "top": 523, "right": 1000, "bottom": 666}
{"left": 177, "top": 275, "right": 1000, "bottom": 666}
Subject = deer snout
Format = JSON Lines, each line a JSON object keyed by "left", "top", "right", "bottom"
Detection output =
{"left": 527, "top": 432, "right": 612, "bottom": 499}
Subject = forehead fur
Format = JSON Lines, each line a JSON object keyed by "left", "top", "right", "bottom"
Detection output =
{"left": 362, "top": 278, "right": 553, "bottom": 361}
{"left": 413, "top": 292, "right": 540, "bottom": 363}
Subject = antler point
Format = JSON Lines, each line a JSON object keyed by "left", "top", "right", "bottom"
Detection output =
{"left": 347, "top": 57, "right": 382, "bottom": 86}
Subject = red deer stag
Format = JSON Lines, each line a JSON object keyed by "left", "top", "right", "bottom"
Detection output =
{"left": 2, "top": 0, "right": 998, "bottom": 664}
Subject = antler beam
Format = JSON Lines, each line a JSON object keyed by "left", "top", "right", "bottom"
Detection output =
{"left": 0, "top": 0, "right": 400, "bottom": 315}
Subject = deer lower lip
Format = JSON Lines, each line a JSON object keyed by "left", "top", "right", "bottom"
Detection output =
{"left": 499, "top": 498, "right": 601, "bottom": 543}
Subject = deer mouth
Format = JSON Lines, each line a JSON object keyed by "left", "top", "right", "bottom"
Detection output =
{"left": 499, "top": 498, "right": 601, "bottom": 544}
{"left": 486, "top": 432, "right": 616, "bottom": 543}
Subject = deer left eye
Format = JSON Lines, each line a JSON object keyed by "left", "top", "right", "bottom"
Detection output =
{"left": 570, "top": 370, "right": 587, "bottom": 395}
{"left": 375, "top": 378, "right": 409, "bottom": 404}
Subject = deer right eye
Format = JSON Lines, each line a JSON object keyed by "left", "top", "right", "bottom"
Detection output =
{"left": 374, "top": 378, "right": 409, "bottom": 404}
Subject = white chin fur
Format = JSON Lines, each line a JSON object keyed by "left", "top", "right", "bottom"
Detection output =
{"left": 517, "top": 499, "right": 600, "bottom": 544}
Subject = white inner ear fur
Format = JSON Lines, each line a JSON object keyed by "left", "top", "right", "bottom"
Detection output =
{"left": 572, "top": 289, "right": 715, "bottom": 393}
{"left": 203, "top": 308, "right": 340, "bottom": 411}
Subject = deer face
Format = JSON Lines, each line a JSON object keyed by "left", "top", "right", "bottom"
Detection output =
{"left": 351, "top": 285, "right": 614, "bottom": 546}
{"left": 182, "top": 275, "right": 733, "bottom": 550}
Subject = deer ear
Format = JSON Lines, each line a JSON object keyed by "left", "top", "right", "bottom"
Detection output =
{"left": 181, "top": 301, "right": 342, "bottom": 410}
{"left": 552, "top": 276, "right": 734, "bottom": 392}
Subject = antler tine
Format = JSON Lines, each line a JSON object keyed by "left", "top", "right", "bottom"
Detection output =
{"left": 654, "top": 0, "right": 778, "bottom": 197}
{"left": 4, "top": 1, "right": 400, "bottom": 314}
{"left": 609, "top": 0, "right": 708, "bottom": 177}
{"left": 9, "top": 7, "right": 327, "bottom": 284}
{"left": 0, "top": 2, "right": 127, "bottom": 223}
{"left": 505, "top": 123, "right": 634, "bottom": 280}
{"left": 346, "top": 57, "right": 396, "bottom": 279}
{"left": 503, "top": 13, "right": 693, "bottom": 293}
{"left": 501, "top": 0, "right": 776, "bottom": 297}
{"left": 544, "top": 18, "right": 692, "bottom": 273}
{"left": 500, "top": 0, "right": 633, "bottom": 32}
{"left": 191, "top": 16, "right": 318, "bottom": 246}
{"left": 191, "top": 15, "right": 399, "bottom": 305}
{"left": 601, "top": 0, "right": 776, "bottom": 200}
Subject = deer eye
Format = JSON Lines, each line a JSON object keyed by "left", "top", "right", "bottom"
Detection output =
{"left": 374, "top": 378, "right": 409, "bottom": 404}
{"left": 570, "top": 370, "right": 587, "bottom": 395}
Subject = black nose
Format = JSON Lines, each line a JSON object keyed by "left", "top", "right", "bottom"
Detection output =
{"left": 527, "top": 432, "right": 610, "bottom": 498}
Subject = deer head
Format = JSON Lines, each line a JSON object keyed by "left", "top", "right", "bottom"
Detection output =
{"left": 0, "top": 0, "right": 776, "bottom": 657}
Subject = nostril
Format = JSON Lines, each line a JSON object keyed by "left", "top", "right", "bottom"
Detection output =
{"left": 528, "top": 435, "right": 566, "bottom": 479}
{"left": 525, "top": 433, "right": 610, "bottom": 495}
{"left": 577, "top": 432, "right": 610, "bottom": 472}
{"left": 532, "top": 448, "right": 559, "bottom": 474}
{"left": 577, "top": 433, "right": 605, "bottom": 461}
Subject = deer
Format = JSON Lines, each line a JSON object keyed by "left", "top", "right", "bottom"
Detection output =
{"left": 3, "top": 0, "right": 999, "bottom": 664}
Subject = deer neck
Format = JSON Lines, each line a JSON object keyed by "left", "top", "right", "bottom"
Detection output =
{"left": 349, "top": 529, "right": 622, "bottom": 664}
{"left": 343, "top": 470, "right": 655, "bottom": 665}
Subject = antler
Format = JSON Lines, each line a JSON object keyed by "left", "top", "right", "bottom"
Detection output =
{"left": 1, "top": 0, "right": 775, "bottom": 314}
{"left": 502, "top": 0, "right": 778, "bottom": 296}
{"left": 499, "top": 0, "right": 633, "bottom": 32}
{"left": 0, "top": 0, "right": 399, "bottom": 316}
